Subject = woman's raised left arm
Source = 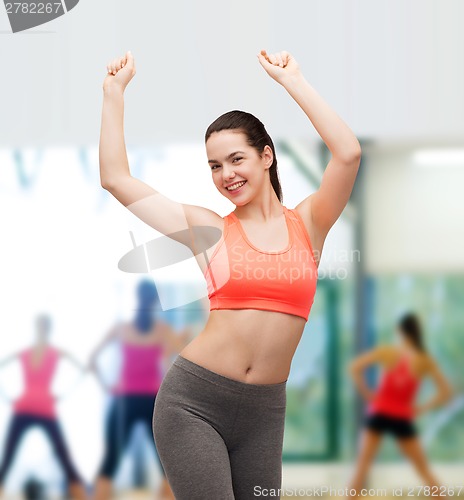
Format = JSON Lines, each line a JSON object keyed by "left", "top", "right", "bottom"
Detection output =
{"left": 258, "top": 49, "right": 361, "bottom": 234}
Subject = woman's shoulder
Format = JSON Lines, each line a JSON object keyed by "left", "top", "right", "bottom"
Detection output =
{"left": 394, "top": 346, "right": 430, "bottom": 374}
{"left": 151, "top": 319, "right": 171, "bottom": 337}
{"left": 183, "top": 205, "right": 225, "bottom": 233}
{"left": 47, "top": 344, "right": 62, "bottom": 357}
{"left": 117, "top": 321, "right": 136, "bottom": 341}
{"left": 378, "top": 345, "right": 401, "bottom": 366}
{"left": 186, "top": 207, "right": 227, "bottom": 254}
{"left": 123, "top": 319, "right": 169, "bottom": 343}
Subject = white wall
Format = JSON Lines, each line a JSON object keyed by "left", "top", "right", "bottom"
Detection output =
{"left": 364, "top": 143, "right": 464, "bottom": 273}
{"left": 1, "top": 0, "right": 463, "bottom": 146}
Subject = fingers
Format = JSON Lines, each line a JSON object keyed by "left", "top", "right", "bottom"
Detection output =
{"left": 258, "top": 49, "right": 289, "bottom": 68}
{"left": 275, "top": 53, "right": 284, "bottom": 67}
{"left": 124, "top": 50, "right": 132, "bottom": 66}
{"left": 260, "top": 49, "right": 270, "bottom": 63}
{"left": 106, "top": 51, "right": 134, "bottom": 75}
{"left": 107, "top": 58, "right": 119, "bottom": 75}
{"left": 281, "top": 50, "right": 290, "bottom": 66}
{"left": 107, "top": 58, "right": 118, "bottom": 75}
{"left": 124, "top": 50, "right": 135, "bottom": 72}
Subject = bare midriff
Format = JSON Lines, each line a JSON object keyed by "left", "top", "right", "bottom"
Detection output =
{"left": 179, "top": 309, "right": 306, "bottom": 384}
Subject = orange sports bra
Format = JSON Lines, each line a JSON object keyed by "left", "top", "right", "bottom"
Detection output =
{"left": 204, "top": 205, "right": 318, "bottom": 321}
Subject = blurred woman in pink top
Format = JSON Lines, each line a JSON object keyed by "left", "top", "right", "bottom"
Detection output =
{"left": 89, "top": 279, "right": 192, "bottom": 500}
{"left": 0, "top": 313, "right": 87, "bottom": 500}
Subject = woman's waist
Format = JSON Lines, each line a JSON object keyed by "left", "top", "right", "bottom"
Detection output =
{"left": 373, "top": 387, "right": 417, "bottom": 404}
{"left": 369, "top": 395, "right": 415, "bottom": 412}
{"left": 113, "top": 376, "right": 162, "bottom": 393}
{"left": 17, "top": 388, "right": 53, "bottom": 398}
{"left": 180, "top": 316, "right": 303, "bottom": 384}
{"left": 205, "top": 308, "right": 305, "bottom": 337}
{"left": 178, "top": 346, "right": 291, "bottom": 384}
{"left": 14, "top": 394, "right": 56, "bottom": 415}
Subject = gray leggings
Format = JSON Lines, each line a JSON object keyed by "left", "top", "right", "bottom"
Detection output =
{"left": 153, "top": 354, "right": 287, "bottom": 499}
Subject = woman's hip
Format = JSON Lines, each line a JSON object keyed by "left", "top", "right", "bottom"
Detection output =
{"left": 154, "top": 355, "right": 287, "bottom": 443}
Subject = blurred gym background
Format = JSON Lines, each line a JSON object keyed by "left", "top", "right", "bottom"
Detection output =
{"left": 0, "top": 0, "right": 463, "bottom": 498}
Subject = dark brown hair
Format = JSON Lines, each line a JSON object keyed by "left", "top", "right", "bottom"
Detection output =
{"left": 205, "top": 110, "right": 283, "bottom": 202}
{"left": 398, "top": 312, "right": 427, "bottom": 352}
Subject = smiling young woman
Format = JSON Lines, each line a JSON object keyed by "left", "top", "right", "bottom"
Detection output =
{"left": 99, "top": 48, "right": 361, "bottom": 499}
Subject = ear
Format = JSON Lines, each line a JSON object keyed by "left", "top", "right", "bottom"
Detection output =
{"left": 263, "top": 145, "right": 274, "bottom": 169}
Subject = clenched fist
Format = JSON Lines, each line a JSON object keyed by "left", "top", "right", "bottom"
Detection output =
{"left": 257, "top": 49, "right": 301, "bottom": 84}
{"left": 103, "top": 51, "right": 136, "bottom": 93}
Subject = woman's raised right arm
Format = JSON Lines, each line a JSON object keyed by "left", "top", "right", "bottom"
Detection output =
{"left": 100, "top": 52, "right": 153, "bottom": 203}
{"left": 99, "top": 51, "right": 221, "bottom": 252}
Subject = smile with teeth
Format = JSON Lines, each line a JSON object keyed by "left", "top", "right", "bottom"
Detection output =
{"left": 226, "top": 181, "right": 247, "bottom": 191}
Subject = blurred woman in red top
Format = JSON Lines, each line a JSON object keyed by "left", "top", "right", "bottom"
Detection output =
{"left": 347, "top": 313, "right": 453, "bottom": 497}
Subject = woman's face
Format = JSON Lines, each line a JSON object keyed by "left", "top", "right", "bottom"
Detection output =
{"left": 36, "top": 315, "right": 51, "bottom": 342}
{"left": 395, "top": 327, "right": 409, "bottom": 347}
{"left": 206, "top": 130, "right": 273, "bottom": 205}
